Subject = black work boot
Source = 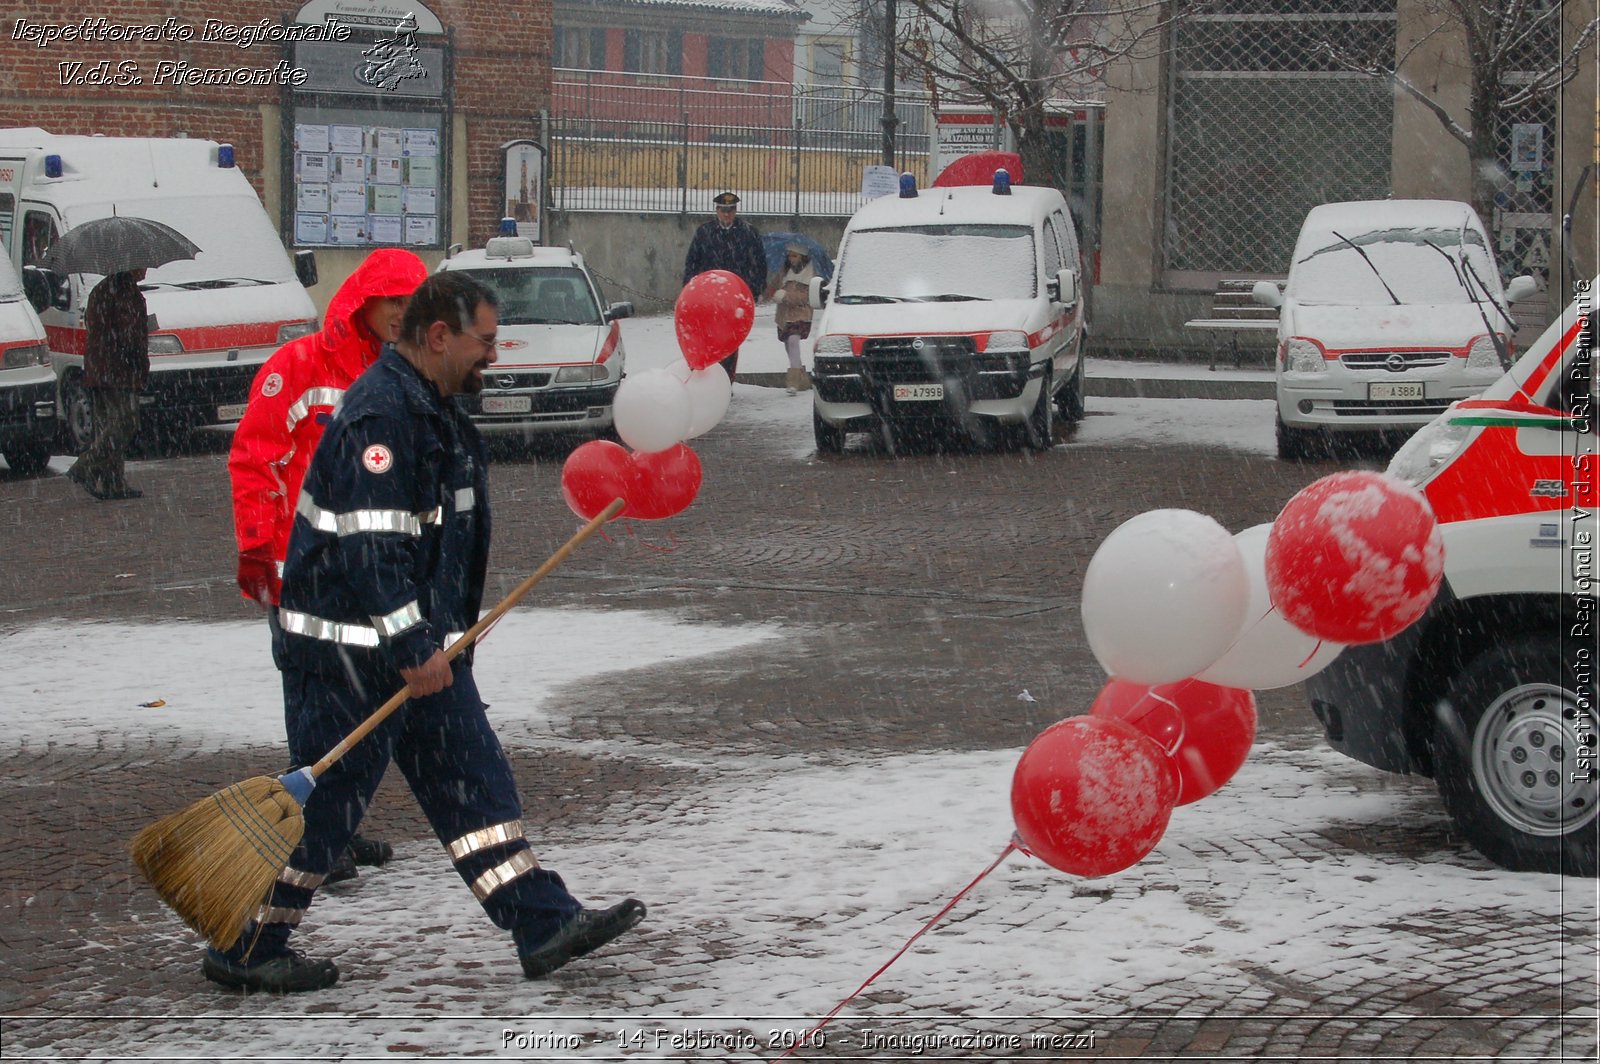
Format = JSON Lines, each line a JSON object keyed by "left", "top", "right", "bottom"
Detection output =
{"left": 518, "top": 899, "right": 647, "bottom": 979}
{"left": 347, "top": 833, "right": 395, "bottom": 866}
{"left": 202, "top": 947, "right": 339, "bottom": 993}
{"left": 324, "top": 848, "right": 359, "bottom": 885}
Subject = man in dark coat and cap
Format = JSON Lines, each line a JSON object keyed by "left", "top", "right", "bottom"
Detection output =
{"left": 682, "top": 191, "right": 766, "bottom": 382}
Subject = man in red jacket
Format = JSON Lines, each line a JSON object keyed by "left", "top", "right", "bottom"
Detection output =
{"left": 229, "top": 248, "right": 428, "bottom": 878}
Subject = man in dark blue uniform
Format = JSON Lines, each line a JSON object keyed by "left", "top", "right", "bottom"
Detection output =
{"left": 683, "top": 191, "right": 766, "bottom": 382}
{"left": 202, "top": 271, "right": 644, "bottom": 993}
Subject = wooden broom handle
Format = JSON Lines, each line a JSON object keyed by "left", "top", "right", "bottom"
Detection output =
{"left": 309, "top": 497, "right": 625, "bottom": 778}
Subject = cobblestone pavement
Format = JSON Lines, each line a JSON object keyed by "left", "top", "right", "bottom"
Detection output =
{"left": 0, "top": 392, "right": 1595, "bottom": 1061}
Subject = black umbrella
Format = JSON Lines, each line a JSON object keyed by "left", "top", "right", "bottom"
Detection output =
{"left": 37, "top": 215, "right": 201, "bottom": 276}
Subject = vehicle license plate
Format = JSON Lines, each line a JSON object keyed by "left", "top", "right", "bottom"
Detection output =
{"left": 216, "top": 403, "right": 248, "bottom": 422}
{"left": 892, "top": 383, "right": 944, "bottom": 401}
{"left": 481, "top": 395, "right": 533, "bottom": 414}
{"left": 1369, "top": 381, "right": 1424, "bottom": 400}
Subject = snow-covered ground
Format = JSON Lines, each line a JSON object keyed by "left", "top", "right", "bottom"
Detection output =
{"left": 2, "top": 612, "right": 1590, "bottom": 1059}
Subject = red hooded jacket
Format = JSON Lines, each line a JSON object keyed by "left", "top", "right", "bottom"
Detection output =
{"left": 228, "top": 249, "right": 427, "bottom": 603}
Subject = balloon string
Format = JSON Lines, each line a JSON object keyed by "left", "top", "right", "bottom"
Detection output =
{"left": 770, "top": 839, "right": 1020, "bottom": 1063}
{"left": 623, "top": 523, "right": 679, "bottom": 553}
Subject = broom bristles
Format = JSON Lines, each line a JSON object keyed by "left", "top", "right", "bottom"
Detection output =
{"left": 130, "top": 776, "right": 305, "bottom": 951}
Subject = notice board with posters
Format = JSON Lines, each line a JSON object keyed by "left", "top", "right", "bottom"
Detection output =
{"left": 284, "top": 2, "right": 450, "bottom": 249}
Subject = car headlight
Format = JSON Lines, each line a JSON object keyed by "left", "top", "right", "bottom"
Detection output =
{"left": 1388, "top": 414, "right": 1474, "bottom": 485}
{"left": 1, "top": 343, "right": 49, "bottom": 369}
{"left": 1465, "top": 334, "right": 1508, "bottom": 370}
{"left": 985, "top": 330, "right": 1028, "bottom": 352}
{"left": 1284, "top": 338, "right": 1326, "bottom": 374}
{"left": 814, "top": 334, "right": 853, "bottom": 357}
{"left": 554, "top": 364, "right": 609, "bottom": 384}
{"left": 278, "top": 321, "right": 318, "bottom": 343}
{"left": 146, "top": 334, "right": 185, "bottom": 355}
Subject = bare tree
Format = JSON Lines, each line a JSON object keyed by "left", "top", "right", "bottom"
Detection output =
{"left": 890, "top": 0, "right": 1189, "bottom": 188}
{"left": 1312, "top": 0, "right": 1596, "bottom": 227}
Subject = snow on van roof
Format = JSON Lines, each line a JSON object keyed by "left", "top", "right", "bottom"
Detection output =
{"left": 441, "top": 245, "right": 582, "bottom": 269}
{"left": 1300, "top": 199, "right": 1479, "bottom": 237}
{"left": 847, "top": 183, "right": 1064, "bottom": 231}
{"left": 0, "top": 129, "right": 245, "bottom": 208}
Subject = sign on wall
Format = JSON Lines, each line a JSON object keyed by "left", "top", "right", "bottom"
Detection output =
{"left": 503, "top": 140, "right": 544, "bottom": 242}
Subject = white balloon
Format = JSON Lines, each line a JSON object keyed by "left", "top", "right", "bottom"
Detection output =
{"left": 1198, "top": 524, "right": 1346, "bottom": 690}
{"left": 682, "top": 362, "right": 731, "bottom": 438}
{"left": 612, "top": 369, "right": 692, "bottom": 454}
{"left": 1081, "top": 509, "right": 1250, "bottom": 685}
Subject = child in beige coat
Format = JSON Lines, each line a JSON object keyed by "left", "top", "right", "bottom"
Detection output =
{"left": 767, "top": 243, "right": 817, "bottom": 395}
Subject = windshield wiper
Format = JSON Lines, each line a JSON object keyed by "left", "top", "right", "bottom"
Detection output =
{"left": 913, "top": 293, "right": 984, "bottom": 302}
{"left": 835, "top": 294, "right": 901, "bottom": 304}
{"left": 1329, "top": 230, "right": 1402, "bottom": 305}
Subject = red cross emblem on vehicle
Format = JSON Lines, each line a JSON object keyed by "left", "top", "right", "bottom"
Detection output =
{"left": 362, "top": 444, "right": 394, "bottom": 474}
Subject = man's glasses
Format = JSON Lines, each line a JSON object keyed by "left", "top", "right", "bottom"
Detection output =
{"left": 456, "top": 329, "right": 497, "bottom": 354}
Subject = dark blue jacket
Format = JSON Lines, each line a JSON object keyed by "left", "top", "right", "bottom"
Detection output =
{"left": 275, "top": 347, "right": 490, "bottom": 686}
{"left": 683, "top": 217, "right": 766, "bottom": 299}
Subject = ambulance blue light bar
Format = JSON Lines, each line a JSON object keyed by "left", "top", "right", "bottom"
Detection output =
{"left": 993, "top": 169, "right": 1012, "bottom": 195}
{"left": 498, "top": 217, "right": 518, "bottom": 235}
{"left": 44, "top": 154, "right": 62, "bottom": 178}
{"left": 899, "top": 172, "right": 917, "bottom": 198}
{"left": 217, "top": 144, "right": 235, "bottom": 168}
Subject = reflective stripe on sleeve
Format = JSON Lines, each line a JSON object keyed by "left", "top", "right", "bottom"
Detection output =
{"left": 470, "top": 848, "right": 541, "bottom": 902}
{"left": 447, "top": 820, "right": 526, "bottom": 861}
{"left": 285, "top": 386, "right": 344, "bottom": 433}
{"left": 372, "top": 601, "right": 423, "bottom": 638}
{"left": 454, "top": 486, "right": 475, "bottom": 512}
{"left": 296, "top": 492, "right": 443, "bottom": 537}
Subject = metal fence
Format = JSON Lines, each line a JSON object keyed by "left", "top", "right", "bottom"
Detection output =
{"left": 1162, "top": 1, "right": 1398, "bottom": 277}
{"left": 549, "top": 70, "right": 933, "bottom": 217}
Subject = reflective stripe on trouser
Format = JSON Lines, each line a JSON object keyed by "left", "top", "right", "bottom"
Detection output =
{"left": 246, "top": 664, "right": 580, "bottom": 958}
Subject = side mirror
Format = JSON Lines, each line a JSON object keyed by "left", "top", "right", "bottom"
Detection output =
{"left": 21, "top": 266, "right": 52, "bottom": 313}
{"left": 294, "top": 250, "right": 319, "bottom": 288}
{"left": 1504, "top": 275, "right": 1539, "bottom": 304}
{"left": 1047, "top": 268, "right": 1078, "bottom": 307}
{"left": 604, "top": 301, "right": 634, "bottom": 321}
{"left": 808, "top": 275, "right": 828, "bottom": 309}
{"left": 1252, "top": 280, "right": 1284, "bottom": 309}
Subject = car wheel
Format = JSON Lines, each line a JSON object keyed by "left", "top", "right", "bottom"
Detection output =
{"left": 61, "top": 376, "right": 93, "bottom": 455}
{"left": 1056, "top": 359, "right": 1086, "bottom": 423}
{"left": 812, "top": 405, "right": 844, "bottom": 455}
{"left": 3, "top": 440, "right": 52, "bottom": 477}
{"left": 1016, "top": 368, "right": 1053, "bottom": 452}
{"left": 1433, "top": 634, "right": 1598, "bottom": 875}
{"left": 1276, "top": 416, "right": 1322, "bottom": 461}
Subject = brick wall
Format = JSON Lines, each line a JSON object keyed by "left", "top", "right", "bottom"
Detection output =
{"left": 0, "top": 1, "right": 552, "bottom": 245}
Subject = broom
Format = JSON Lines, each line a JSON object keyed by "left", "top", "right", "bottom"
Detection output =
{"left": 130, "top": 497, "right": 626, "bottom": 950}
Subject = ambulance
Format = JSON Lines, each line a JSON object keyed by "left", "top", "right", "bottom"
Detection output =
{"left": 1304, "top": 277, "right": 1597, "bottom": 875}
{"left": 808, "top": 171, "right": 1086, "bottom": 454}
{"left": 0, "top": 129, "right": 319, "bottom": 451}
{"left": 0, "top": 252, "right": 55, "bottom": 475}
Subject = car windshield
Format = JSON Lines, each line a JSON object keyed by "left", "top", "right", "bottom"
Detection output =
{"left": 1289, "top": 225, "right": 1500, "bottom": 306}
{"left": 833, "top": 223, "right": 1036, "bottom": 303}
{"left": 466, "top": 266, "right": 602, "bottom": 325}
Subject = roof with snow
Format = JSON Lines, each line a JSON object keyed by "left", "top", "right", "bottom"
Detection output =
{"left": 1300, "top": 199, "right": 1479, "bottom": 239}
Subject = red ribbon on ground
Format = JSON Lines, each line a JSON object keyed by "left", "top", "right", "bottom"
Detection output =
{"left": 771, "top": 839, "right": 1021, "bottom": 1062}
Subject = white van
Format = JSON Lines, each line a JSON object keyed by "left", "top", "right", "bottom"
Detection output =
{"left": 1255, "top": 199, "right": 1537, "bottom": 459}
{"left": 0, "top": 129, "right": 319, "bottom": 451}
{"left": 809, "top": 173, "right": 1086, "bottom": 453}
{"left": 0, "top": 252, "right": 55, "bottom": 475}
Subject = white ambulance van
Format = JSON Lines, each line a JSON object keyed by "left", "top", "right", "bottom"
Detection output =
{"left": 0, "top": 252, "right": 55, "bottom": 475}
{"left": 1304, "top": 277, "right": 1597, "bottom": 874}
{"left": 0, "top": 129, "right": 319, "bottom": 451}
{"left": 808, "top": 171, "right": 1086, "bottom": 454}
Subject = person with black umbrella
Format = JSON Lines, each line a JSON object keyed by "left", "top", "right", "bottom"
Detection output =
{"left": 68, "top": 269, "right": 148, "bottom": 500}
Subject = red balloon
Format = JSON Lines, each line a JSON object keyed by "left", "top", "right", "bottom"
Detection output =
{"left": 1090, "top": 678, "right": 1257, "bottom": 806}
{"left": 1011, "top": 717, "right": 1178, "bottom": 877}
{"left": 1265, "top": 471, "right": 1444, "bottom": 645}
{"left": 560, "top": 440, "right": 636, "bottom": 522}
{"left": 675, "top": 270, "right": 756, "bottom": 370}
{"left": 630, "top": 444, "right": 703, "bottom": 520}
